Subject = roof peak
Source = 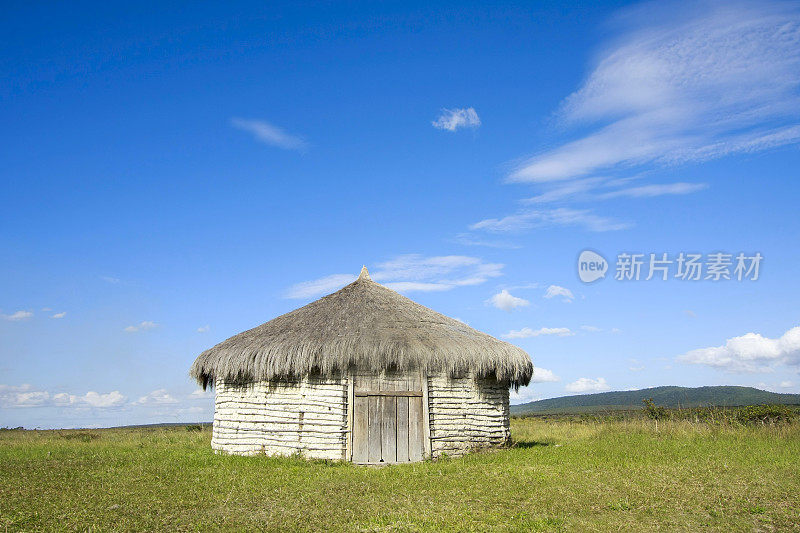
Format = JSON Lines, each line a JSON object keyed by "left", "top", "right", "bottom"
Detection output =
{"left": 358, "top": 265, "right": 371, "bottom": 281}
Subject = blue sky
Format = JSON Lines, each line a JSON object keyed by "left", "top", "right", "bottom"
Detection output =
{"left": 2, "top": 0, "right": 800, "bottom": 428}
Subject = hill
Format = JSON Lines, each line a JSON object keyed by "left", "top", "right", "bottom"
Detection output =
{"left": 511, "top": 385, "right": 800, "bottom": 415}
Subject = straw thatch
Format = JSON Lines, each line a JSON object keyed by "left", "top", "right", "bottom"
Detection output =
{"left": 190, "top": 267, "right": 533, "bottom": 389}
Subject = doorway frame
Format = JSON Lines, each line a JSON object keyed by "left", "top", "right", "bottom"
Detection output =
{"left": 346, "top": 369, "right": 431, "bottom": 462}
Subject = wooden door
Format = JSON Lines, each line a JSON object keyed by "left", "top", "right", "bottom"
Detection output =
{"left": 351, "top": 371, "right": 425, "bottom": 464}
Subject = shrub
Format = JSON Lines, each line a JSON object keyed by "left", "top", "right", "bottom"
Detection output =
{"left": 736, "top": 404, "right": 795, "bottom": 425}
{"left": 642, "top": 398, "right": 668, "bottom": 420}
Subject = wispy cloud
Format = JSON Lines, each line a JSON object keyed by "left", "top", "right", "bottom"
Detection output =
{"left": 487, "top": 290, "right": 530, "bottom": 311}
{"left": 1, "top": 310, "right": 33, "bottom": 321}
{"left": 628, "top": 358, "right": 646, "bottom": 372}
{"left": 231, "top": 118, "right": 307, "bottom": 151}
{"left": 471, "top": 207, "right": 630, "bottom": 233}
{"left": 503, "top": 327, "right": 574, "bottom": 339}
{"left": 525, "top": 180, "right": 709, "bottom": 204}
{"left": 432, "top": 107, "right": 481, "bottom": 131}
{"left": 543, "top": 285, "right": 574, "bottom": 303}
{"left": 511, "top": 1, "right": 800, "bottom": 182}
{"left": 678, "top": 325, "right": 800, "bottom": 373}
{"left": 285, "top": 274, "right": 359, "bottom": 299}
{"left": 51, "top": 312, "right": 66, "bottom": 319}
{"left": 124, "top": 321, "right": 158, "bottom": 333}
{"left": 598, "top": 182, "right": 709, "bottom": 199}
{"left": 452, "top": 233, "right": 522, "bottom": 249}
{"left": 463, "top": 1, "right": 799, "bottom": 241}
{"left": 196, "top": 325, "right": 210, "bottom": 333}
{"left": 565, "top": 377, "right": 610, "bottom": 393}
{"left": 285, "top": 254, "right": 504, "bottom": 299}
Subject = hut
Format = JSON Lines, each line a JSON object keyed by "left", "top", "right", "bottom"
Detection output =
{"left": 190, "top": 266, "right": 533, "bottom": 463}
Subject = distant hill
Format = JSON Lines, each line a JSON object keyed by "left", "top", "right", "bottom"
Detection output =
{"left": 511, "top": 386, "right": 800, "bottom": 415}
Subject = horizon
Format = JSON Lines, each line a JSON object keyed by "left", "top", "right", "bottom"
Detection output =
{"left": 2, "top": 0, "right": 800, "bottom": 429}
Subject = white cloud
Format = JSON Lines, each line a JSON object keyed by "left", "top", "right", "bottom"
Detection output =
{"left": 1, "top": 310, "right": 33, "bottom": 321}
{"left": 510, "top": 1, "right": 800, "bottom": 183}
{"left": 677, "top": 325, "right": 800, "bottom": 373}
{"left": 470, "top": 208, "right": 630, "bottom": 233}
{"left": 503, "top": 327, "right": 574, "bottom": 339}
{"left": 0, "top": 385, "right": 49, "bottom": 407}
{"left": 124, "top": 321, "right": 158, "bottom": 333}
{"left": 54, "top": 391, "right": 127, "bottom": 408}
{"left": 779, "top": 380, "right": 794, "bottom": 388}
{"left": 231, "top": 118, "right": 307, "bottom": 151}
{"left": 684, "top": 310, "right": 697, "bottom": 318}
{"left": 565, "top": 377, "right": 610, "bottom": 393}
{"left": 530, "top": 367, "right": 560, "bottom": 383}
{"left": 102, "top": 276, "right": 120, "bottom": 284}
{"left": 543, "top": 285, "right": 574, "bottom": 302}
{"left": 51, "top": 312, "right": 66, "bottom": 319}
{"left": 197, "top": 325, "right": 210, "bottom": 333}
{"left": 285, "top": 254, "right": 504, "bottom": 299}
{"left": 432, "top": 107, "right": 481, "bottom": 131}
{"left": 487, "top": 290, "right": 530, "bottom": 311}
{"left": 190, "top": 389, "right": 213, "bottom": 399}
{"left": 134, "top": 389, "right": 179, "bottom": 406}
{"left": 0, "top": 385, "right": 126, "bottom": 409}
{"left": 581, "top": 325, "right": 602, "bottom": 332}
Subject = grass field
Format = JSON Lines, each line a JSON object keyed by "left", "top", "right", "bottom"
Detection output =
{"left": 1, "top": 418, "right": 799, "bottom": 532}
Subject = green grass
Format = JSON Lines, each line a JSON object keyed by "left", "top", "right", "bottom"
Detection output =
{"left": 1, "top": 419, "right": 799, "bottom": 532}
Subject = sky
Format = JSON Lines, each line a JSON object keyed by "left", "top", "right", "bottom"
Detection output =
{"left": 2, "top": 0, "right": 800, "bottom": 428}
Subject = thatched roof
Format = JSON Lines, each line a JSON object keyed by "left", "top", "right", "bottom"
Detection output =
{"left": 190, "top": 267, "right": 533, "bottom": 388}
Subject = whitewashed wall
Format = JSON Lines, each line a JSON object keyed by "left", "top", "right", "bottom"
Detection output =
{"left": 427, "top": 372, "right": 510, "bottom": 458}
{"left": 212, "top": 374, "right": 348, "bottom": 459}
{"left": 212, "top": 369, "right": 511, "bottom": 461}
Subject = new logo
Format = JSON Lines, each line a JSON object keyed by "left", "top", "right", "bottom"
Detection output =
{"left": 578, "top": 250, "right": 608, "bottom": 283}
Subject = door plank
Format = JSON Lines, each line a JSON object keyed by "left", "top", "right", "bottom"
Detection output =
{"left": 408, "top": 396, "right": 424, "bottom": 462}
{"left": 396, "top": 396, "right": 409, "bottom": 462}
{"left": 367, "top": 395, "right": 381, "bottom": 463}
{"left": 380, "top": 396, "right": 397, "bottom": 463}
{"left": 352, "top": 395, "right": 369, "bottom": 463}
